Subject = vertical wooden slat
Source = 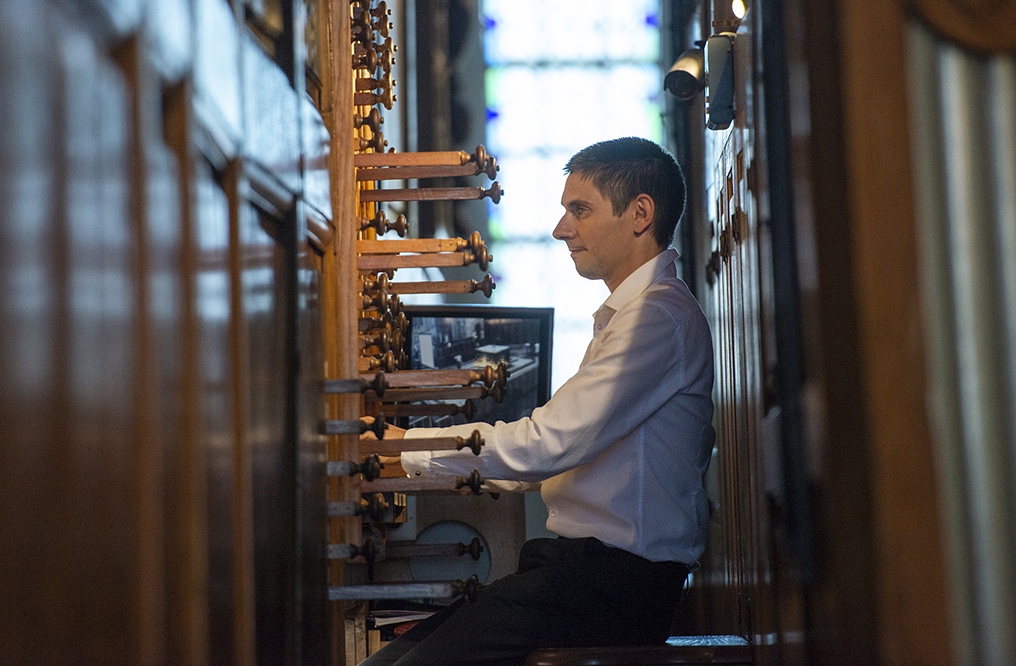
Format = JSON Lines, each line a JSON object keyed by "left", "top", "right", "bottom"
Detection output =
{"left": 114, "top": 35, "right": 167, "bottom": 665}
{"left": 163, "top": 79, "right": 212, "bottom": 666}
{"left": 224, "top": 156, "right": 256, "bottom": 666}
{"left": 824, "top": 0, "right": 950, "bottom": 661}
{"left": 324, "top": 1, "right": 359, "bottom": 663}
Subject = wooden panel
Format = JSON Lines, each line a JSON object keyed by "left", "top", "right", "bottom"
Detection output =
{"left": 834, "top": 0, "right": 952, "bottom": 662}
{"left": 0, "top": 7, "right": 168, "bottom": 661}
{"left": 240, "top": 201, "right": 295, "bottom": 664}
{"left": 62, "top": 18, "right": 140, "bottom": 663}
{"left": 297, "top": 209, "right": 331, "bottom": 665}
{"left": 196, "top": 169, "right": 238, "bottom": 666}
{"left": 163, "top": 79, "right": 212, "bottom": 666}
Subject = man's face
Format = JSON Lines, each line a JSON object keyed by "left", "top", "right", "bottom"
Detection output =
{"left": 554, "top": 173, "right": 633, "bottom": 292}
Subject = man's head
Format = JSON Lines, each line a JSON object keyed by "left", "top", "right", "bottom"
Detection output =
{"left": 554, "top": 138, "right": 685, "bottom": 292}
{"left": 563, "top": 137, "right": 685, "bottom": 249}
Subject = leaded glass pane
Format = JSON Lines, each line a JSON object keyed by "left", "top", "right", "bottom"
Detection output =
{"left": 483, "top": 0, "right": 660, "bottom": 64}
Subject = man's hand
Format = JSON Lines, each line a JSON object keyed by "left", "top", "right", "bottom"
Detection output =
{"left": 378, "top": 455, "right": 405, "bottom": 477}
{"left": 360, "top": 417, "right": 408, "bottom": 476}
{"left": 359, "top": 416, "right": 407, "bottom": 440}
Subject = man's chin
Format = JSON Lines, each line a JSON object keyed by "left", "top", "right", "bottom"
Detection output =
{"left": 571, "top": 260, "right": 600, "bottom": 282}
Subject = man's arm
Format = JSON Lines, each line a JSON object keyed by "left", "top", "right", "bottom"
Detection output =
{"left": 400, "top": 294, "right": 710, "bottom": 482}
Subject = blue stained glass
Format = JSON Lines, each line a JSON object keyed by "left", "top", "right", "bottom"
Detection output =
{"left": 486, "top": 107, "right": 500, "bottom": 122}
{"left": 646, "top": 13, "right": 659, "bottom": 27}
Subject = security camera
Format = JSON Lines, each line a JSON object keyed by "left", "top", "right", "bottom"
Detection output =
{"left": 705, "top": 33, "right": 736, "bottom": 130}
{"left": 664, "top": 48, "right": 705, "bottom": 100}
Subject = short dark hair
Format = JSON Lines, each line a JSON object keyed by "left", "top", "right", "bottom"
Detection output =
{"left": 564, "top": 137, "right": 686, "bottom": 248}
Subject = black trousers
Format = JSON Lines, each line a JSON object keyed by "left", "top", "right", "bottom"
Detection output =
{"left": 358, "top": 537, "right": 689, "bottom": 666}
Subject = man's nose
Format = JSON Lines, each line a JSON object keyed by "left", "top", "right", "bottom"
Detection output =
{"left": 553, "top": 214, "right": 572, "bottom": 241}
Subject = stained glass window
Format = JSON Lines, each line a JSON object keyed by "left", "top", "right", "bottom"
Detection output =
{"left": 482, "top": 0, "right": 663, "bottom": 391}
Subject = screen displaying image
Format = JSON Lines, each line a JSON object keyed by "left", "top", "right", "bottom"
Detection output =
{"left": 401, "top": 305, "right": 554, "bottom": 428}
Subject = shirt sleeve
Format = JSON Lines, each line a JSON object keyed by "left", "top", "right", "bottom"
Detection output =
{"left": 401, "top": 294, "right": 700, "bottom": 482}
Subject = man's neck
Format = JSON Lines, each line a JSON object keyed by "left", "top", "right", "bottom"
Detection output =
{"left": 604, "top": 245, "right": 667, "bottom": 293}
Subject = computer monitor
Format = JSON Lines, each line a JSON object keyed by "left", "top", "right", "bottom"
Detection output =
{"left": 400, "top": 305, "right": 554, "bottom": 428}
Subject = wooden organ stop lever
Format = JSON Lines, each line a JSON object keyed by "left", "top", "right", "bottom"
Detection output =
{"left": 357, "top": 246, "right": 492, "bottom": 272}
{"left": 368, "top": 362, "right": 508, "bottom": 389}
{"left": 352, "top": 48, "right": 395, "bottom": 76}
{"left": 324, "top": 371, "right": 389, "bottom": 398}
{"left": 362, "top": 469, "right": 486, "bottom": 495}
{"left": 326, "top": 455, "right": 384, "bottom": 482}
{"left": 357, "top": 231, "right": 486, "bottom": 256}
{"left": 354, "top": 87, "right": 396, "bottom": 110}
{"left": 359, "top": 181, "right": 502, "bottom": 204}
{"left": 357, "top": 159, "right": 498, "bottom": 181}
{"left": 330, "top": 537, "right": 484, "bottom": 563}
{"left": 360, "top": 328, "right": 392, "bottom": 354}
{"left": 367, "top": 381, "right": 506, "bottom": 404}
{"left": 328, "top": 494, "right": 388, "bottom": 520}
{"left": 360, "top": 350, "right": 397, "bottom": 373}
{"left": 324, "top": 415, "right": 388, "bottom": 438}
{"left": 361, "top": 430, "right": 485, "bottom": 456}
{"left": 359, "top": 210, "right": 408, "bottom": 237}
{"left": 328, "top": 576, "right": 481, "bottom": 602}
{"left": 389, "top": 274, "right": 495, "bottom": 299}
{"left": 354, "top": 145, "right": 492, "bottom": 168}
{"left": 386, "top": 537, "right": 484, "bottom": 561}
{"left": 381, "top": 399, "right": 477, "bottom": 420}
{"left": 355, "top": 72, "right": 395, "bottom": 93}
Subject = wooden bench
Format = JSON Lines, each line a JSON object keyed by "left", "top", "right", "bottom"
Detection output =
{"left": 524, "top": 636, "right": 752, "bottom": 665}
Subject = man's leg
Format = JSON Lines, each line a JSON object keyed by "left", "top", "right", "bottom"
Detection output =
{"left": 382, "top": 547, "right": 569, "bottom": 666}
{"left": 357, "top": 600, "right": 466, "bottom": 666}
{"left": 368, "top": 538, "right": 688, "bottom": 666}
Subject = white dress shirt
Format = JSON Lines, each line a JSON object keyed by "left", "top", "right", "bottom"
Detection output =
{"left": 401, "top": 248, "right": 715, "bottom": 564}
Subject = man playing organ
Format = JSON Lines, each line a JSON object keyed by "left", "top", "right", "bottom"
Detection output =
{"left": 360, "top": 137, "right": 715, "bottom": 666}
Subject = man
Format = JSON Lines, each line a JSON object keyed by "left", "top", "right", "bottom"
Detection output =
{"left": 360, "top": 137, "right": 714, "bottom": 666}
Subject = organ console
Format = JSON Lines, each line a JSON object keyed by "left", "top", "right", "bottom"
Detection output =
{"left": 330, "top": 1, "right": 509, "bottom": 660}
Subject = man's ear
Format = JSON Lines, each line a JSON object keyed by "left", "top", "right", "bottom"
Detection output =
{"left": 630, "top": 193, "right": 655, "bottom": 237}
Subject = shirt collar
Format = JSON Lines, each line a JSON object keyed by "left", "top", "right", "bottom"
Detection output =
{"left": 601, "top": 247, "right": 679, "bottom": 315}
